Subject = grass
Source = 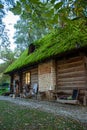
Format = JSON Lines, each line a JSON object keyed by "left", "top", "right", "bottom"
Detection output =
{"left": 0, "top": 100, "right": 86, "bottom": 130}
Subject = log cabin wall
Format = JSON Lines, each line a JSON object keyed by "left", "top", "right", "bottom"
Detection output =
{"left": 19, "top": 72, "right": 23, "bottom": 92}
{"left": 30, "top": 68, "right": 38, "bottom": 88}
{"left": 22, "top": 67, "right": 38, "bottom": 88}
{"left": 38, "top": 60, "right": 56, "bottom": 92}
{"left": 22, "top": 72, "right": 26, "bottom": 86}
{"left": 56, "top": 55, "right": 86, "bottom": 95}
{"left": 13, "top": 73, "right": 20, "bottom": 81}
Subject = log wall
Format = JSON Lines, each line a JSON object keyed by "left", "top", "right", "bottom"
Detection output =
{"left": 30, "top": 68, "right": 38, "bottom": 88}
{"left": 56, "top": 56, "right": 86, "bottom": 93}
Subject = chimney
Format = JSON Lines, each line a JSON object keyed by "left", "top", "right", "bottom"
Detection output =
{"left": 28, "top": 43, "right": 35, "bottom": 54}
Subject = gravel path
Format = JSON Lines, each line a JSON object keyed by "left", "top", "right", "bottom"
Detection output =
{"left": 0, "top": 96, "right": 87, "bottom": 126}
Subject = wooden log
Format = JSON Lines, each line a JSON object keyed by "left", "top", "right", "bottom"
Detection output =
{"left": 58, "top": 81, "right": 86, "bottom": 86}
{"left": 83, "top": 91, "right": 87, "bottom": 106}
{"left": 58, "top": 65, "right": 84, "bottom": 74}
{"left": 57, "top": 56, "right": 83, "bottom": 64}
{"left": 56, "top": 99, "right": 79, "bottom": 104}
{"left": 58, "top": 76, "right": 86, "bottom": 82}
{"left": 57, "top": 60, "right": 83, "bottom": 69}
{"left": 57, "top": 71, "right": 85, "bottom": 79}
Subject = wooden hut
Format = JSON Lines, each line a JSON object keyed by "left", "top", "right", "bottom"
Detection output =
{"left": 5, "top": 20, "right": 87, "bottom": 105}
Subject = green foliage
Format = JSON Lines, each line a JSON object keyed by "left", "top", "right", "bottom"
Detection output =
{"left": 73, "top": 0, "right": 87, "bottom": 18}
{"left": 11, "top": 0, "right": 87, "bottom": 53}
{"left": 51, "top": 0, "right": 55, "bottom": 4}
{"left": 11, "top": 0, "right": 87, "bottom": 25}
{"left": 0, "top": 88, "right": 9, "bottom": 95}
{"left": 10, "top": 0, "right": 87, "bottom": 54}
{"left": 54, "top": 2, "right": 63, "bottom": 9}
{"left": 10, "top": 1, "right": 21, "bottom": 15}
{"left": 0, "top": 63, "right": 10, "bottom": 84}
{"left": 5, "top": 19, "right": 87, "bottom": 74}
{"left": 0, "top": 48, "right": 16, "bottom": 63}
{"left": 0, "top": 48, "right": 18, "bottom": 84}
{"left": 0, "top": 83, "right": 9, "bottom": 95}
{"left": 14, "top": 18, "right": 50, "bottom": 52}
{"left": 0, "top": 4, "right": 3, "bottom": 8}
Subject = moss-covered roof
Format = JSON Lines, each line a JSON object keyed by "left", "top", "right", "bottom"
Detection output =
{"left": 5, "top": 19, "right": 87, "bottom": 74}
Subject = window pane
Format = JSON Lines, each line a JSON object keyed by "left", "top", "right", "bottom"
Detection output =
{"left": 25, "top": 72, "right": 30, "bottom": 84}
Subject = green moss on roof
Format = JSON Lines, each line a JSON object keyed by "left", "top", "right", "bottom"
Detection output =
{"left": 5, "top": 19, "right": 87, "bottom": 73}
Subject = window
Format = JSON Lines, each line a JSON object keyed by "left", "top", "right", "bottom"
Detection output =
{"left": 25, "top": 72, "right": 30, "bottom": 84}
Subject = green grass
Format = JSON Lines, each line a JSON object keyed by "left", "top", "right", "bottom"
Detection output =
{"left": 0, "top": 100, "right": 86, "bottom": 130}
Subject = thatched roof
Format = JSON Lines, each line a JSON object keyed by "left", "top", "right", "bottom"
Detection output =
{"left": 5, "top": 19, "right": 87, "bottom": 74}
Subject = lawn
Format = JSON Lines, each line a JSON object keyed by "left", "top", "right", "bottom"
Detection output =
{"left": 0, "top": 100, "right": 86, "bottom": 130}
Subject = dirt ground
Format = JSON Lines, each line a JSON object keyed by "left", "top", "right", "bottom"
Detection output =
{"left": 0, "top": 96, "right": 87, "bottom": 127}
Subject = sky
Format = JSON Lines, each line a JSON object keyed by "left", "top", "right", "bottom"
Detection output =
{"left": 3, "top": 11, "right": 19, "bottom": 50}
{"left": 0, "top": 11, "right": 19, "bottom": 64}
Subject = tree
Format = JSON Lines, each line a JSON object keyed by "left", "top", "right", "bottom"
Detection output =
{"left": 0, "top": 48, "right": 16, "bottom": 63}
{"left": 0, "top": 62, "right": 10, "bottom": 84}
{"left": 0, "top": 47, "right": 18, "bottom": 84}
{"left": 13, "top": 0, "right": 55, "bottom": 42}
{"left": 13, "top": 17, "right": 50, "bottom": 52}
{"left": 0, "top": 0, "right": 20, "bottom": 85}
{"left": 0, "top": 0, "right": 15, "bottom": 48}
{"left": 11, "top": 0, "right": 87, "bottom": 25}
{"left": 72, "top": 0, "right": 87, "bottom": 18}
{"left": 11, "top": 0, "right": 87, "bottom": 52}
{"left": 11, "top": 0, "right": 60, "bottom": 51}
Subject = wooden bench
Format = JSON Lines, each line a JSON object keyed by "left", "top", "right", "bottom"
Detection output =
{"left": 50, "top": 87, "right": 87, "bottom": 105}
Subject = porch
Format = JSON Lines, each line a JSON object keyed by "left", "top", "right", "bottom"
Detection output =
{"left": 48, "top": 86, "right": 87, "bottom": 106}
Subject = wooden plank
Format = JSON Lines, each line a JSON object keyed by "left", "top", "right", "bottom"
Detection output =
{"left": 56, "top": 56, "right": 86, "bottom": 90}
{"left": 56, "top": 86, "right": 87, "bottom": 90}
{"left": 31, "top": 69, "right": 38, "bottom": 73}
{"left": 58, "top": 76, "right": 86, "bottom": 82}
{"left": 57, "top": 71, "right": 85, "bottom": 79}
{"left": 58, "top": 65, "right": 84, "bottom": 74}
{"left": 58, "top": 80, "right": 86, "bottom": 85}
{"left": 57, "top": 60, "right": 83, "bottom": 69}
{"left": 57, "top": 56, "right": 83, "bottom": 64}
{"left": 31, "top": 68, "right": 38, "bottom": 87}
{"left": 57, "top": 83, "right": 85, "bottom": 89}
{"left": 58, "top": 84, "right": 86, "bottom": 88}
{"left": 56, "top": 99, "right": 79, "bottom": 104}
